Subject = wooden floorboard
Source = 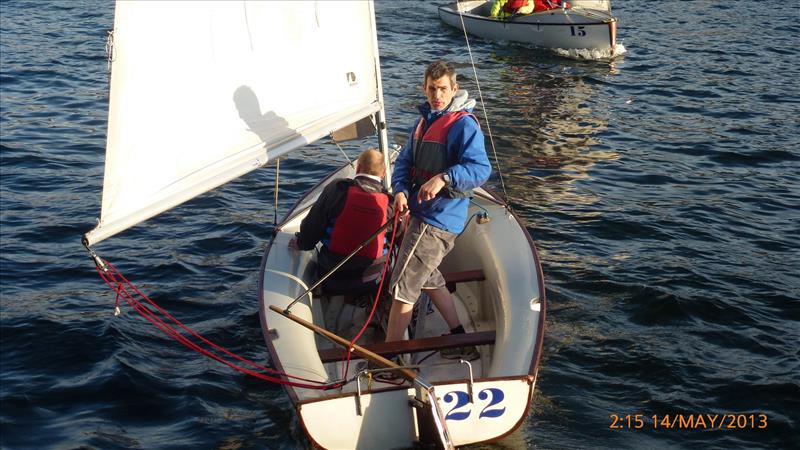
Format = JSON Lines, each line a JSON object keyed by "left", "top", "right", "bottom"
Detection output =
{"left": 318, "top": 330, "right": 495, "bottom": 363}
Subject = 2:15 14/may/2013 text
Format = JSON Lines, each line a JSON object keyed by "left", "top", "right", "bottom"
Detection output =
{"left": 609, "top": 413, "right": 768, "bottom": 430}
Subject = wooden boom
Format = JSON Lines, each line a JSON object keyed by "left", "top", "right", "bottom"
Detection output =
{"left": 269, "top": 305, "right": 417, "bottom": 381}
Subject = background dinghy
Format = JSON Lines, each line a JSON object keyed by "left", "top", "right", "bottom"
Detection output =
{"left": 438, "top": 0, "right": 618, "bottom": 54}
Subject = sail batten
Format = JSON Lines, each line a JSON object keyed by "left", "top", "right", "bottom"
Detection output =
{"left": 86, "top": 1, "right": 381, "bottom": 246}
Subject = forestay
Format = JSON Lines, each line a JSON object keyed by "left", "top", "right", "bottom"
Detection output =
{"left": 85, "top": 1, "right": 382, "bottom": 246}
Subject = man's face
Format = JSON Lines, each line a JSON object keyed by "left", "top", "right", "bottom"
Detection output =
{"left": 423, "top": 75, "right": 457, "bottom": 111}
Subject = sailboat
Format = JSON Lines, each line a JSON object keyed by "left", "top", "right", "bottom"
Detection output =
{"left": 438, "top": 0, "right": 618, "bottom": 54}
{"left": 84, "top": 1, "right": 546, "bottom": 448}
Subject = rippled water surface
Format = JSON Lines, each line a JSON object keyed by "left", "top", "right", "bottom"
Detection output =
{"left": 2, "top": 1, "right": 798, "bottom": 449}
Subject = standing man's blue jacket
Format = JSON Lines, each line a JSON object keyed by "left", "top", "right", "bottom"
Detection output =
{"left": 392, "top": 90, "right": 491, "bottom": 234}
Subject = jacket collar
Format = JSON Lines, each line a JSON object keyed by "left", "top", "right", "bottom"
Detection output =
{"left": 354, "top": 174, "right": 384, "bottom": 192}
{"left": 418, "top": 89, "right": 476, "bottom": 122}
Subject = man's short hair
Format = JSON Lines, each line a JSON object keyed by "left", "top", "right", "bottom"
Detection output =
{"left": 356, "top": 148, "right": 385, "bottom": 176}
{"left": 424, "top": 60, "right": 457, "bottom": 87}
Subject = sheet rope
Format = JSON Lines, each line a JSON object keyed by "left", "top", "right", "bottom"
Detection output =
{"left": 339, "top": 209, "right": 403, "bottom": 382}
{"left": 89, "top": 209, "right": 404, "bottom": 389}
{"left": 92, "top": 258, "right": 344, "bottom": 390}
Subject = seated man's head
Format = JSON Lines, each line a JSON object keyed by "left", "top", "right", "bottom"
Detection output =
{"left": 356, "top": 148, "right": 386, "bottom": 178}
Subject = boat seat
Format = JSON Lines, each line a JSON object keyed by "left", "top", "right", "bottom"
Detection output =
{"left": 443, "top": 269, "right": 485, "bottom": 293}
{"left": 318, "top": 330, "right": 496, "bottom": 363}
{"left": 321, "top": 269, "right": 484, "bottom": 296}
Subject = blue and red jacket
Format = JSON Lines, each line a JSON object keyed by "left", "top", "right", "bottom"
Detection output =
{"left": 393, "top": 90, "right": 491, "bottom": 234}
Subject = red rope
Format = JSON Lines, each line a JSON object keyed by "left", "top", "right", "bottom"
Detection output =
{"left": 95, "top": 261, "right": 342, "bottom": 390}
{"left": 339, "top": 210, "right": 403, "bottom": 378}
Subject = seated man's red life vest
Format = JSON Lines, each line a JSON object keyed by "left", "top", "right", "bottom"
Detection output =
{"left": 329, "top": 185, "right": 389, "bottom": 259}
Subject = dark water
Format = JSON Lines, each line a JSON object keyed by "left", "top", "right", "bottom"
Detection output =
{"left": 1, "top": 1, "right": 798, "bottom": 449}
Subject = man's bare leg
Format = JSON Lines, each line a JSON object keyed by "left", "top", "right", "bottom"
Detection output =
{"left": 385, "top": 299, "right": 415, "bottom": 342}
{"left": 424, "top": 286, "right": 461, "bottom": 330}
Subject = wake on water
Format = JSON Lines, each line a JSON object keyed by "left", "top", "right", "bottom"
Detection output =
{"left": 553, "top": 42, "right": 627, "bottom": 60}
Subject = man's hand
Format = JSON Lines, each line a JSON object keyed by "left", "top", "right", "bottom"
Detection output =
{"left": 394, "top": 192, "right": 409, "bottom": 216}
{"left": 417, "top": 174, "right": 446, "bottom": 203}
{"left": 288, "top": 237, "right": 300, "bottom": 250}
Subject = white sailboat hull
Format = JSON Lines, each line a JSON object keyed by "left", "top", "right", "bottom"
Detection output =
{"left": 438, "top": 0, "right": 617, "bottom": 52}
{"left": 259, "top": 161, "right": 546, "bottom": 448}
{"left": 298, "top": 378, "right": 535, "bottom": 449}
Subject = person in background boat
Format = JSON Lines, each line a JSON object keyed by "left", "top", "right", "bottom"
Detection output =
{"left": 490, "top": 0, "right": 533, "bottom": 18}
{"left": 490, "top": 0, "right": 568, "bottom": 18}
{"left": 289, "top": 148, "right": 393, "bottom": 297}
{"left": 384, "top": 60, "right": 491, "bottom": 362}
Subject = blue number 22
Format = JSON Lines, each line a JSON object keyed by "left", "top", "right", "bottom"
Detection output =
{"left": 443, "top": 388, "right": 506, "bottom": 421}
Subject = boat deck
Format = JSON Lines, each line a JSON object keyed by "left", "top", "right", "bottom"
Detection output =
{"left": 317, "top": 278, "right": 493, "bottom": 393}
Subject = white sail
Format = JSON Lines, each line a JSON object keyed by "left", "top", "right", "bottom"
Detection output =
{"left": 85, "top": 1, "right": 381, "bottom": 246}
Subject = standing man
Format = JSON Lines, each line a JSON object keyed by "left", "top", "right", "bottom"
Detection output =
{"left": 385, "top": 61, "right": 491, "bottom": 360}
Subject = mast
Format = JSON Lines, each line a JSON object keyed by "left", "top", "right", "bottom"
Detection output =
{"left": 367, "top": 0, "right": 392, "bottom": 191}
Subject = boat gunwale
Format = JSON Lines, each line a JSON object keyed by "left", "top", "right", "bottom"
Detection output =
{"left": 258, "top": 160, "right": 364, "bottom": 407}
{"left": 258, "top": 228, "right": 301, "bottom": 404}
{"left": 469, "top": 186, "right": 547, "bottom": 377}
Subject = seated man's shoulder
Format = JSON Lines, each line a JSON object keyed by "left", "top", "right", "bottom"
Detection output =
{"left": 328, "top": 177, "right": 355, "bottom": 191}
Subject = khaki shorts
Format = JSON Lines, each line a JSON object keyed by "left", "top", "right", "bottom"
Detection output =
{"left": 390, "top": 216, "right": 456, "bottom": 305}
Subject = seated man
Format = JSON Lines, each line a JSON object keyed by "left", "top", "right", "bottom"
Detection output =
{"left": 289, "top": 148, "right": 393, "bottom": 297}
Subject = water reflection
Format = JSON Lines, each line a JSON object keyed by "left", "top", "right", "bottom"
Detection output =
{"left": 479, "top": 50, "right": 620, "bottom": 210}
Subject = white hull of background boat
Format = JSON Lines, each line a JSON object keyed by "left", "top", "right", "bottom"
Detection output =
{"left": 259, "top": 161, "right": 546, "bottom": 448}
{"left": 438, "top": 0, "right": 617, "bottom": 53}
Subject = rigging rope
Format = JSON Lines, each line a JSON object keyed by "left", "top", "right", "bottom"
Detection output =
{"left": 93, "top": 259, "right": 344, "bottom": 390}
{"left": 273, "top": 158, "right": 280, "bottom": 227}
{"left": 89, "top": 211, "right": 405, "bottom": 390}
{"left": 456, "top": 7, "right": 510, "bottom": 204}
{"left": 330, "top": 135, "right": 355, "bottom": 168}
{"left": 339, "top": 210, "right": 402, "bottom": 380}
